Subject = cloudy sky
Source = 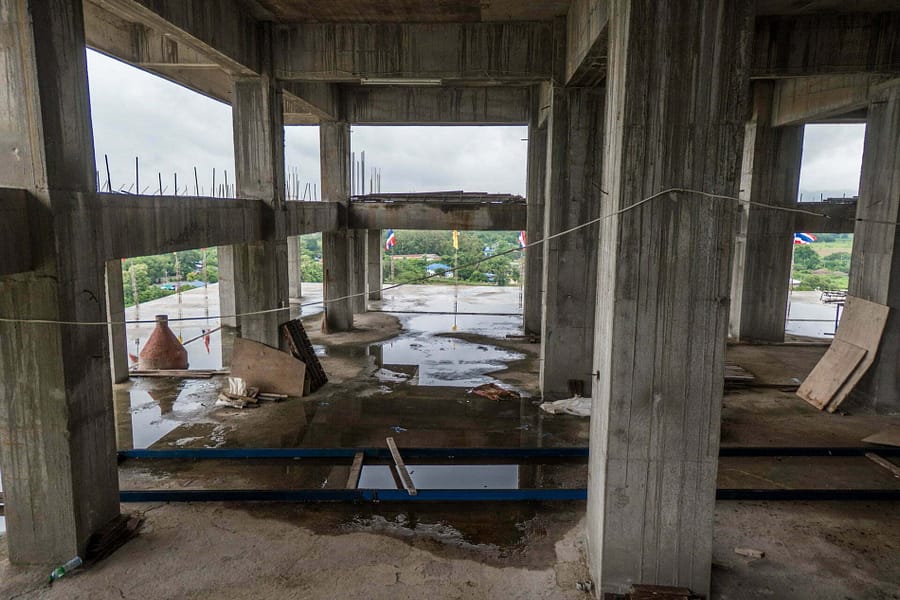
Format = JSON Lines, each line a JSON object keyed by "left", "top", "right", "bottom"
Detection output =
{"left": 86, "top": 49, "right": 863, "bottom": 201}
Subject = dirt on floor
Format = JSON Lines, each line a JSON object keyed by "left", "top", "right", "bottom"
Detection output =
{"left": 3, "top": 307, "right": 900, "bottom": 599}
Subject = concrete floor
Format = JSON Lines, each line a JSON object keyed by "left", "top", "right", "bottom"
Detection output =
{"left": 1, "top": 284, "right": 899, "bottom": 599}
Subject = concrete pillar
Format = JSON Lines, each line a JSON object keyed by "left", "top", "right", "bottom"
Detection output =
{"left": 848, "top": 83, "right": 900, "bottom": 413}
{"left": 367, "top": 229, "right": 383, "bottom": 300}
{"left": 729, "top": 82, "right": 804, "bottom": 342}
{"left": 105, "top": 259, "right": 130, "bottom": 383}
{"left": 288, "top": 236, "right": 303, "bottom": 300}
{"left": 220, "top": 28, "right": 288, "bottom": 348}
{"left": 588, "top": 1, "right": 752, "bottom": 595}
{"left": 539, "top": 85, "right": 604, "bottom": 400}
{"left": 0, "top": 0, "right": 120, "bottom": 563}
{"left": 350, "top": 229, "right": 368, "bottom": 313}
{"left": 524, "top": 95, "right": 548, "bottom": 336}
{"left": 321, "top": 121, "right": 354, "bottom": 332}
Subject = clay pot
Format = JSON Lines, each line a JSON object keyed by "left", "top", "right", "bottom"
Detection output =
{"left": 138, "top": 315, "right": 189, "bottom": 370}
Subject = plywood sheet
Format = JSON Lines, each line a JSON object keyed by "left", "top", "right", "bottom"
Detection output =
{"left": 797, "top": 296, "right": 889, "bottom": 411}
{"left": 231, "top": 337, "right": 307, "bottom": 397}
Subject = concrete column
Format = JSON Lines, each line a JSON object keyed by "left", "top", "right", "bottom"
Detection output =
{"left": 588, "top": 1, "right": 752, "bottom": 595}
{"left": 524, "top": 96, "right": 548, "bottom": 335}
{"left": 729, "top": 82, "right": 804, "bottom": 342}
{"left": 539, "top": 85, "right": 604, "bottom": 400}
{"left": 848, "top": 83, "right": 900, "bottom": 413}
{"left": 105, "top": 259, "right": 130, "bottom": 383}
{"left": 288, "top": 236, "right": 303, "bottom": 300}
{"left": 350, "top": 229, "right": 368, "bottom": 313}
{"left": 220, "top": 27, "right": 288, "bottom": 348}
{"left": 367, "top": 229, "right": 383, "bottom": 300}
{"left": 321, "top": 121, "right": 354, "bottom": 332}
{"left": 0, "top": 0, "right": 119, "bottom": 563}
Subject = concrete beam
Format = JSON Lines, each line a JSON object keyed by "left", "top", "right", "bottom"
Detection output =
{"left": 342, "top": 85, "right": 530, "bottom": 125}
{"left": 794, "top": 201, "right": 857, "bottom": 233}
{"left": 0, "top": 189, "right": 31, "bottom": 276}
{"left": 772, "top": 75, "right": 896, "bottom": 126}
{"left": 91, "top": 0, "right": 260, "bottom": 75}
{"left": 283, "top": 82, "right": 340, "bottom": 121}
{"left": 566, "top": 0, "right": 609, "bottom": 85}
{"left": 752, "top": 12, "right": 900, "bottom": 78}
{"left": 285, "top": 200, "right": 341, "bottom": 235}
{"left": 274, "top": 22, "right": 554, "bottom": 83}
{"left": 94, "top": 194, "right": 263, "bottom": 258}
{"left": 348, "top": 198, "right": 526, "bottom": 231}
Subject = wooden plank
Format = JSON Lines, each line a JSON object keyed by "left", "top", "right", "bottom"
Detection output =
{"left": 797, "top": 296, "right": 889, "bottom": 411}
{"left": 796, "top": 339, "right": 867, "bottom": 410}
{"left": 865, "top": 453, "right": 900, "bottom": 479}
{"left": 862, "top": 425, "right": 900, "bottom": 448}
{"left": 346, "top": 452, "right": 365, "bottom": 489}
{"left": 385, "top": 437, "right": 417, "bottom": 496}
{"left": 230, "top": 337, "right": 307, "bottom": 397}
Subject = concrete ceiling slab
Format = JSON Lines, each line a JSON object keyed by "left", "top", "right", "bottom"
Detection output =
{"left": 252, "top": 0, "right": 570, "bottom": 23}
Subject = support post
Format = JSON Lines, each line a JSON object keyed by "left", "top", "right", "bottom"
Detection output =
{"left": 367, "top": 229, "right": 383, "bottom": 300}
{"left": 105, "top": 259, "right": 130, "bottom": 383}
{"left": 219, "top": 25, "right": 288, "bottom": 348}
{"left": 321, "top": 121, "right": 354, "bottom": 332}
{"left": 288, "top": 235, "right": 303, "bottom": 301}
{"left": 524, "top": 92, "right": 548, "bottom": 335}
{"left": 539, "top": 85, "right": 605, "bottom": 400}
{"left": 350, "top": 229, "right": 368, "bottom": 313}
{"left": 847, "top": 83, "right": 900, "bottom": 413}
{"left": 589, "top": 1, "right": 752, "bottom": 595}
{"left": 730, "top": 81, "right": 804, "bottom": 342}
{"left": 0, "top": 0, "right": 119, "bottom": 563}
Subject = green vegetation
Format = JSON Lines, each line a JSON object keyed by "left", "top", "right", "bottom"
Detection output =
{"left": 791, "top": 234, "right": 852, "bottom": 291}
{"left": 122, "top": 248, "right": 217, "bottom": 307}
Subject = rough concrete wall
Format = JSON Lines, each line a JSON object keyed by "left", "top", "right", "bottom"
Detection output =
{"left": 731, "top": 82, "right": 804, "bottom": 343}
{"left": 539, "top": 85, "right": 605, "bottom": 400}
{"left": 524, "top": 112, "right": 548, "bottom": 336}
{"left": 848, "top": 83, "right": 900, "bottom": 413}
{"left": 589, "top": 1, "right": 752, "bottom": 595}
{"left": 321, "top": 121, "right": 353, "bottom": 332}
{"left": 0, "top": 0, "right": 119, "bottom": 563}
{"left": 367, "top": 230, "right": 383, "bottom": 301}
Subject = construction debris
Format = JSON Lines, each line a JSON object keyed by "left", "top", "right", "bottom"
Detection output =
{"left": 626, "top": 584, "right": 700, "bottom": 599}
{"left": 281, "top": 318, "right": 328, "bottom": 393}
{"left": 734, "top": 547, "right": 766, "bottom": 559}
{"left": 231, "top": 337, "right": 307, "bottom": 397}
{"left": 470, "top": 382, "right": 520, "bottom": 401}
{"left": 540, "top": 396, "right": 591, "bottom": 416}
{"left": 216, "top": 376, "right": 260, "bottom": 409}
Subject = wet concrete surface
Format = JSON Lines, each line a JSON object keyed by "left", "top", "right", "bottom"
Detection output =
{"left": 3, "top": 284, "right": 900, "bottom": 598}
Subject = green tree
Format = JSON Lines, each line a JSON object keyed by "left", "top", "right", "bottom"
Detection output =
{"left": 793, "top": 245, "right": 821, "bottom": 270}
{"left": 822, "top": 251, "right": 851, "bottom": 273}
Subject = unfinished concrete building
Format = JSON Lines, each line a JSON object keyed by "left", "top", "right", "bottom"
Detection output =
{"left": 1, "top": 0, "right": 899, "bottom": 597}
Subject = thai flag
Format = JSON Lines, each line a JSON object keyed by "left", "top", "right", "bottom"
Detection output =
{"left": 518, "top": 230, "right": 527, "bottom": 249}
{"left": 794, "top": 232, "right": 817, "bottom": 245}
{"left": 385, "top": 229, "right": 397, "bottom": 251}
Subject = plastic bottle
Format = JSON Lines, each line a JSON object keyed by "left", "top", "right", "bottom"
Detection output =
{"left": 48, "top": 556, "right": 82, "bottom": 583}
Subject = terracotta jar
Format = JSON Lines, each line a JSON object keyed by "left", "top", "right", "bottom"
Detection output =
{"left": 138, "top": 314, "right": 189, "bottom": 370}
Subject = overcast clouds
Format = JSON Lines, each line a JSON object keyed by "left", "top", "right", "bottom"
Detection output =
{"left": 87, "top": 49, "right": 863, "bottom": 201}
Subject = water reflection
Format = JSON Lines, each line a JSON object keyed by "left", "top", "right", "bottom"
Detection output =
{"left": 358, "top": 464, "right": 519, "bottom": 489}
{"left": 115, "top": 381, "right": 216, "bottom": 449}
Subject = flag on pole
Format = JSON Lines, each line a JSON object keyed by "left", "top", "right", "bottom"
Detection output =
{"left": 452, "top": 230, "right": 459, "bottom": 250}
{"left": 794, "top": 232, "right": 817, "bottom": 245}
{"left": 518, "top": 230, "right": 527, "bottom": 249}
{"left": 385, "top": 229, "right": 397, "bottom": 251}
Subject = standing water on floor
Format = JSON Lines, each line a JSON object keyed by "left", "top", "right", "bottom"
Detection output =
{"left": 358, "top": 464, "right": 520, "bottom": 489}
{"left": 114, "top": 380, "right": 219, "bottom": 449}
{"left": 0, "top": 470, "right": 5, "bottom": 534}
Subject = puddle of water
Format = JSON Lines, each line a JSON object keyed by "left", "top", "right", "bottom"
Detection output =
{"left": 0, "top": 472, "right": 4, "bottom": 535}
{"left": 115, "top": 380, "right": 216, "bottom": 449}
{"left": 358, "top": 464, "right": 519, "bottom": 489}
